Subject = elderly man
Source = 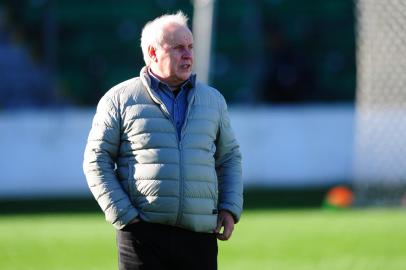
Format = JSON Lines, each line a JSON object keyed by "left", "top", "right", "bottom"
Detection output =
{"left": 83, "top": 11, "right": 242, "bottom": 270}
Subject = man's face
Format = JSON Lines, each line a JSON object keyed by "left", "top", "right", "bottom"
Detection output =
{"left": 151, "top": 24, "right": 194, "bottom": 87}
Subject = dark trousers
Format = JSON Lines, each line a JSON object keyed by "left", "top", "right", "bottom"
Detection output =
{"left": 116, "top": 221, "right": 218, "bottom": 270}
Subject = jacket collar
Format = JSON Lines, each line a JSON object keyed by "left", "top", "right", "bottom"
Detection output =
{"left": 140, "top": 66, "right": 197, "bottom": 105}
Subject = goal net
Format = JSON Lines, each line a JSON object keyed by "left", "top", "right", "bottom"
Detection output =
{"left": 354, "top": 0, "right": 406, "bottom": 205}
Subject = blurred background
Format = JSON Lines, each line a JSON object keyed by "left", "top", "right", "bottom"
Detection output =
{"left": 2, "top": 1, "right": 406, "bottom": 269}
{"left": 0, "top": 0, "right": 405, "bottom": 209}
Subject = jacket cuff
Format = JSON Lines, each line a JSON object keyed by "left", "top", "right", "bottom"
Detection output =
{"left": 112, "top": 207, "right": 139, "bottom": 230}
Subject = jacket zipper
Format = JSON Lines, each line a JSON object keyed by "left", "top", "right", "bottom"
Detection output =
{"left": 154, "top": 101, "right": 185, "bottom": 225}
{"left": 175, "top": 92, "right": 195, "bottom": 225}
{"left": 175, "top": 140, "right": 183, "bottom": 224}
{"left": 145, "top": 81, "right": 196, "bottom": 226}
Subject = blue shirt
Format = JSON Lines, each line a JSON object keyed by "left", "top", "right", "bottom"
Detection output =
{"left": 148, "top": 70, "right": 196, "bottom": 138}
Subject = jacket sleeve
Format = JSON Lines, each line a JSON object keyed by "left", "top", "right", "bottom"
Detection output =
{"left": 83, "top": 94, "right": 138, "bottom": 229}
{"left": 215, "top": 97, "right": 243, "bottom": 223}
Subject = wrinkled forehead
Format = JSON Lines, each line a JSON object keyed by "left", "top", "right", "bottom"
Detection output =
{"left": 162, "top": 24, "right": 193, "bottom": 46}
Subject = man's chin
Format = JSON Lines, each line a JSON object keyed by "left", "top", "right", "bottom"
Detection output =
{"left": 178, "top": 73, "right": 191, "bottom": 82}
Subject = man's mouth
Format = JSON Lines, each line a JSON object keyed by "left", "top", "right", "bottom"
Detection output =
{"left": 180, "top": 64, "right": 191, "bottom": 70}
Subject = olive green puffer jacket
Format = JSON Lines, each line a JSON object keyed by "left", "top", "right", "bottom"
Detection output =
{"left": 83, "top": 67, "right": 242, "bottom": 232}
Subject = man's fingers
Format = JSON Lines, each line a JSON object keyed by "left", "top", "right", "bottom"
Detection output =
{"left": 222, "top": 221, "right": 234, "bottom": 239}
{"left": 214, "top": 210, "right": 236, "bottom": 240}
{"left": 217, "top": 219, "right": 234, "bottom": 241}
{"left": 214, "top": 214, "right": 223, "bottom": 233}
{"left": 215, "top": 219, "right": 234, "bottom": 241}
{"left": 216, "top": 230, "right": 231, "bottom": 241}
{"left": 216, "top": 233, "right": 227, "bottom": 241}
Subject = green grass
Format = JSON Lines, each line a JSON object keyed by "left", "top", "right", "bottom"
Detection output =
{"left": 0, "top": 209, "right": 405, "bottom": 270}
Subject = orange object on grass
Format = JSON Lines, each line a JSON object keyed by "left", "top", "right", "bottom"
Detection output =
{"left": 325, "top": 186, "right": 354, "bottom": 208}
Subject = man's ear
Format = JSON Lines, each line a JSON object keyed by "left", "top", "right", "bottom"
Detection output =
{"left": 148, "top": 46, "right": 158, "bottom": 63}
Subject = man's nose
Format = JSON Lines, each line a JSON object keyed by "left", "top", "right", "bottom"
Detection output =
{"left": 182, "top": 48, "right": 193, "bottom": 58}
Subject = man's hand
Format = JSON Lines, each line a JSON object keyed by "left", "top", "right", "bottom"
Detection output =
{"left": 214, "top": 210, "right": 235, "bottom": 241}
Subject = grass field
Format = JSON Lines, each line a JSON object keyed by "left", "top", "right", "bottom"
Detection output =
{"left": 1, "top": 208, "right": 405, "bottom": 270}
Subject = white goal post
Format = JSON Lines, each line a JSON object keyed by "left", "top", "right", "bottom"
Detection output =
{"left": 354, "top": 0, "right": 406, "bottom": 205}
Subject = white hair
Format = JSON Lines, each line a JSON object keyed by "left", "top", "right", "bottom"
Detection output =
{"left": 140, "top": 11, "right": 189, "bottom": 66}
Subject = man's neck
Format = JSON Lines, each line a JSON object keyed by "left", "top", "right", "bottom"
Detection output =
{"left": 149, "top": 68, "right": 182, "bottom": 91}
